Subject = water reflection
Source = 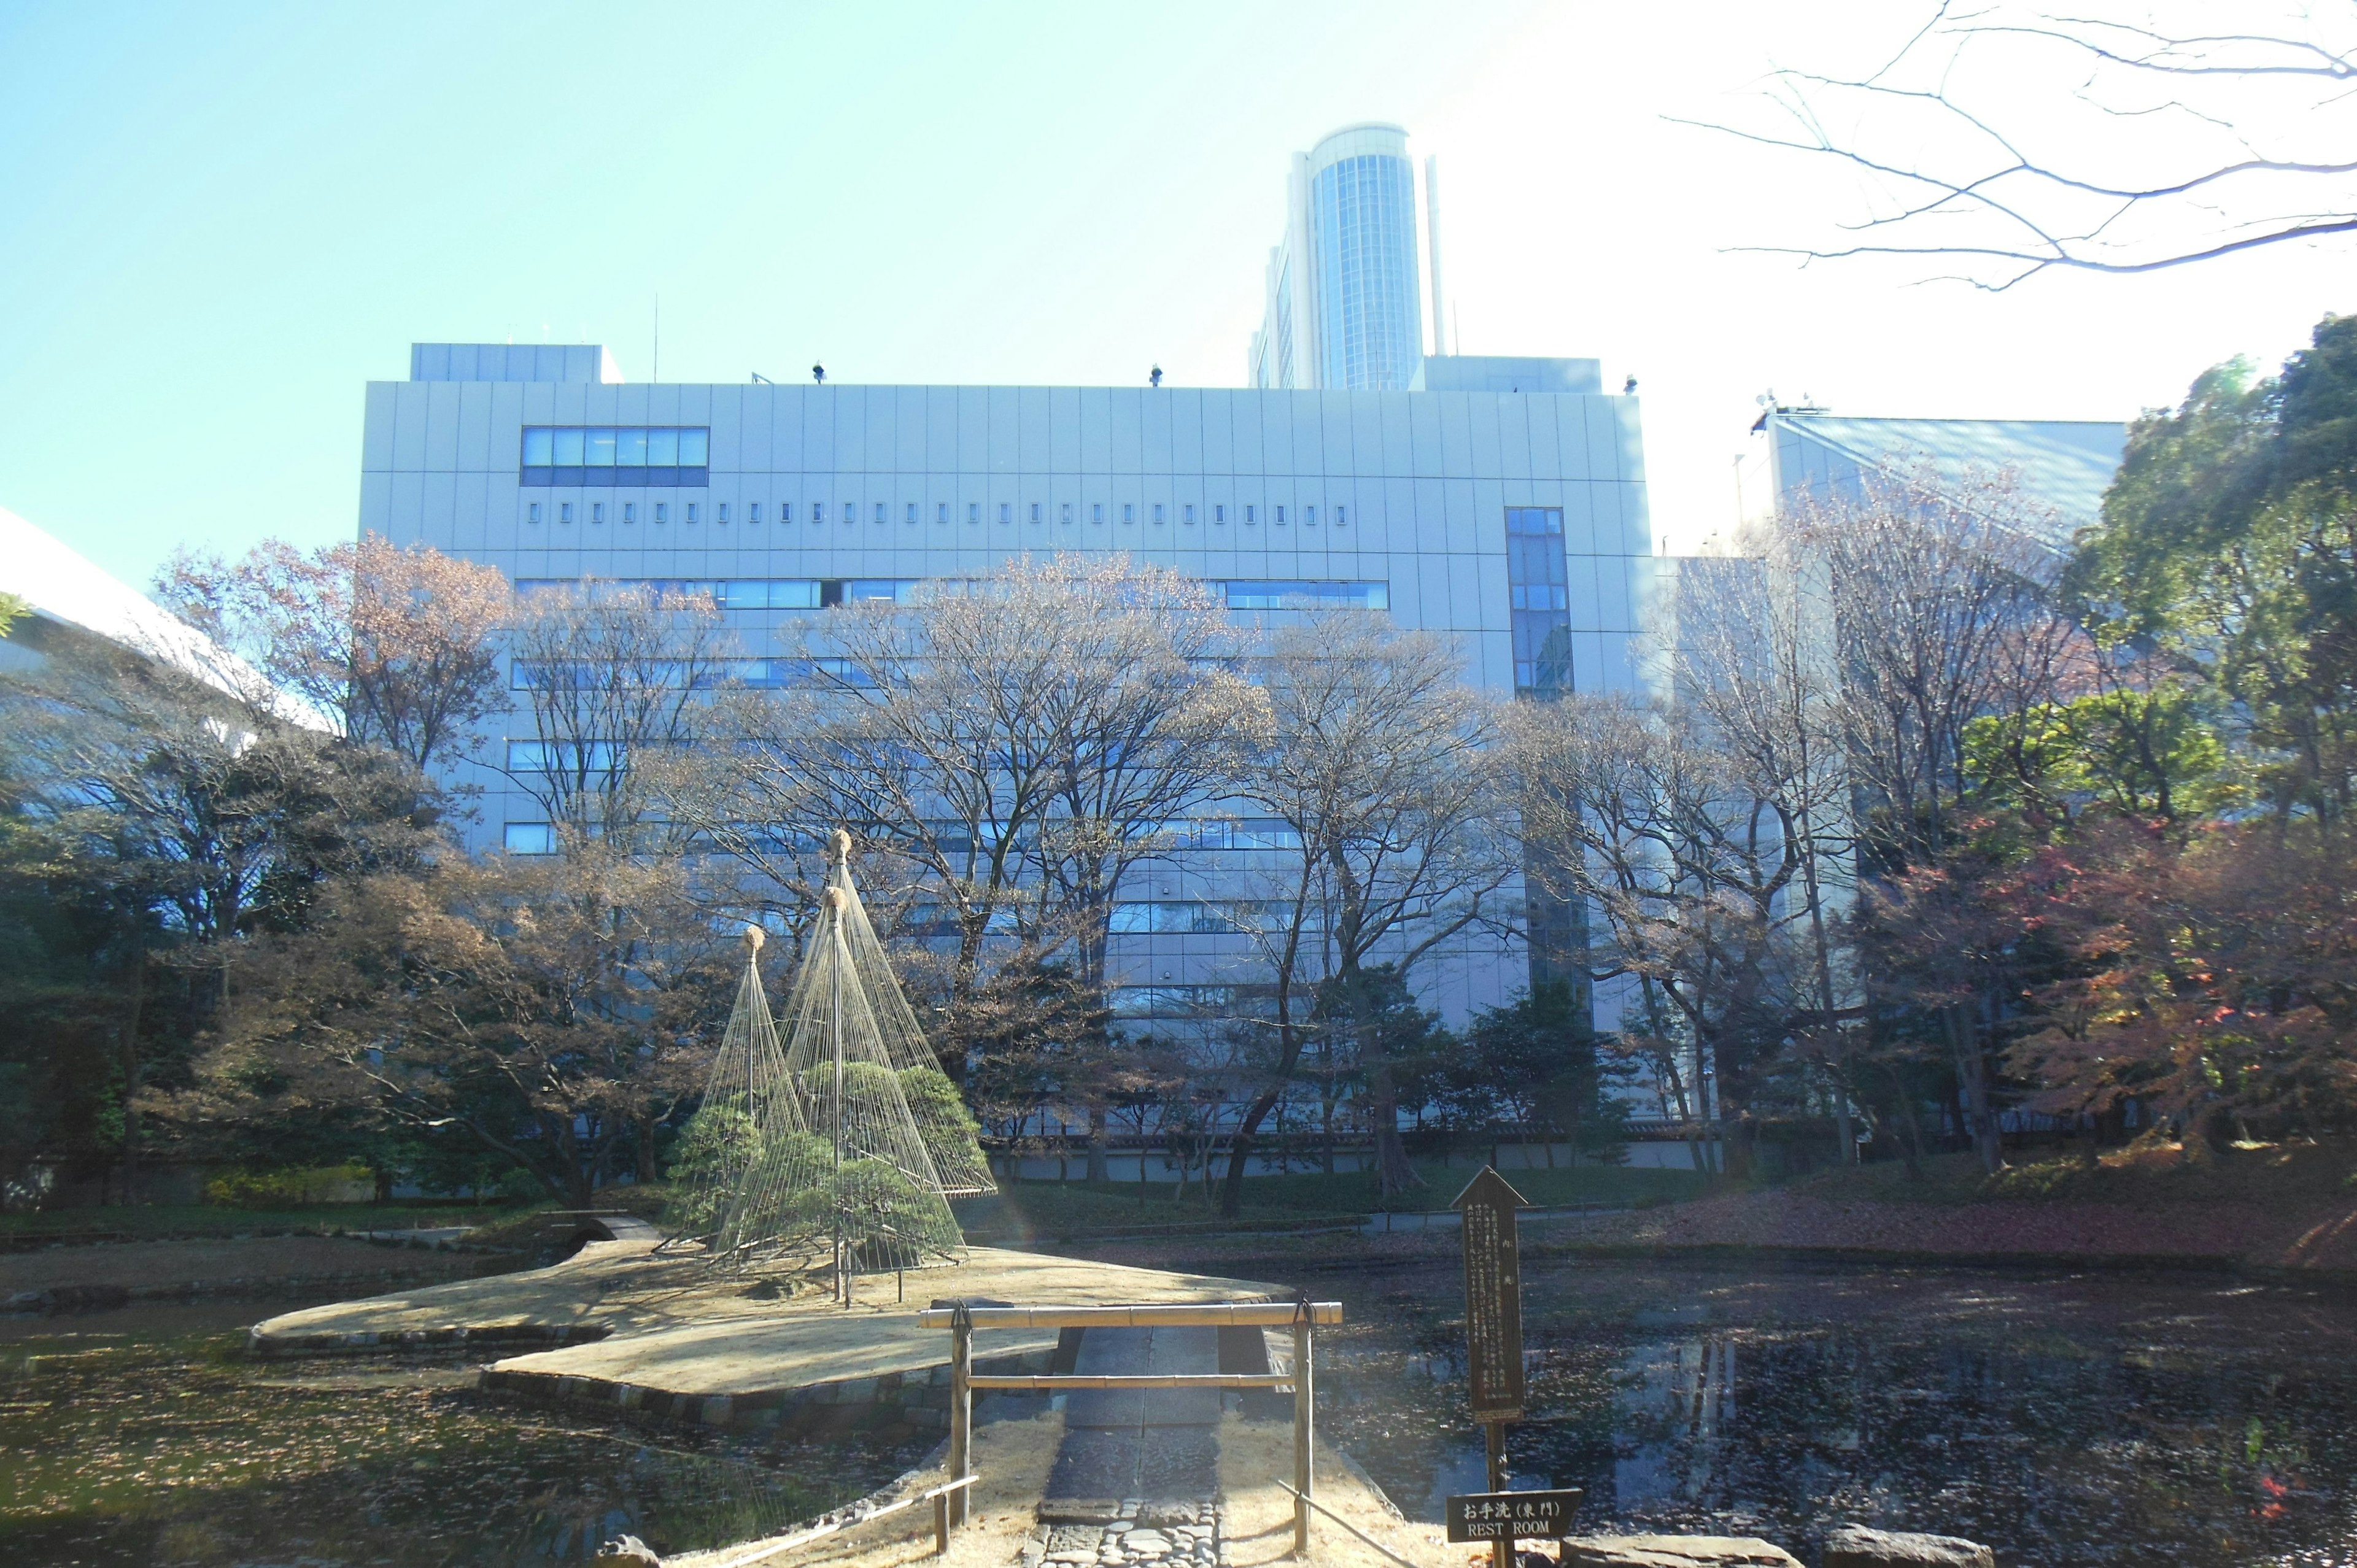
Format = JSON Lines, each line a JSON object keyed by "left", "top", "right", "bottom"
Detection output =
{"left": 1314, "top": 1262, "right": 2357, "bottom": 1567}
{"left": 0, "top": 1301, "right": 927, "bottom": 1567}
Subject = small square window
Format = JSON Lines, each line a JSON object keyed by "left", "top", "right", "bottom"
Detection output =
{"left": 1061, "top": 502, "right": 1072, "bottom": 524}
{"left": 968, "top": 501, "right": 980, "bottom": 524}
{"left": 748, "top": 503, "right": 762, "bottom": 524}
{"left": 717, "top": 503, "right": 730, "bottom": 525}
{"left": 1304, "top": 506, "right": 1315, "bottom": 525}
{"left": 503, "top": 822, "right": 555, "bottom": 855}
{"left": 877, "top": 503, "right": 888, "bottom": 524}
{"left": 1244, "top": 505, "right": 1256, "bottom": 525}
{"left": 784, "top": 503, "right": 795, "bottom": 523}
{"left": 560, "top": 502, "right": 574, "bottom": 524}
{"left": 1000, "top": 502, "right": 1012, "bottom": 524}
{"left": 685, "top": 503, "right": 698, "bottom": 523}
{"left": 528, "top": 502, "right": 542, "bottom": 524}
{"left": 1031, "top": 502, "right": 1042, "bottom": 523}
{"left": 592, "top": 501, "right": 606, "bottom": 524}
{"left": 1153, "top": 503, "right": 1165, "bottom": 525}
{"left": 1123, "top": 502, "right": 1135, "bottom": 524}
{"left": 1214, "top": 504, "right": 1225, "bottom": 524}
{"left": 1336, "top": 505, "right": 1347, "bottom": 527}
{"left": 906, "top": 502, "right": 918, "bottom": 524}
{"left": 1274, "top": 505, "right": 1286, "bottom": 525}
{"left": 1092, "top": 502, "right": 1104, "bottom": 525}
{"left": 655, "top": 502, "right": 668, "bottom": 523}
{"left": 622, "top": 502, "right": 637, "bottom": 524}
{"left": 1184, "top": 504, "right": 1196, "bottom": 524}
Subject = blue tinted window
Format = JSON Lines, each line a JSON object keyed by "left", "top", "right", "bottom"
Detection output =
{"left": 1223, "top": 581, "right": 1388, "bottom": 611}
{"left": 1504, "top": 508, "right": 1572, "bottom": 692}
{"left": 679, "top": 428, "right": 709, "bottom": 465}
{"left": 616, "top": 428, "right": 648, "bottom": 465}
{"left": 521, "top": 428, "right": 554, "bottom": 465}
{"left": 503, "top": 822, "right": 555, "bottom": 855}
{"left": 647, "top": 428, "right": 679, "bottom": 465}
{"left": 553, "top": 428, "right": 585, "bottom": 464}
{"left": 585, "top": 428, "right": 617, "bottom": 466}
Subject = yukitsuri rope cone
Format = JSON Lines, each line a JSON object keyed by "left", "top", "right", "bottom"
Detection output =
{"left": 657, "top": 921, "right": 800, "bottom": 1257}
{"left": 667, "top": 832, "right": 993, "bottom": 1284}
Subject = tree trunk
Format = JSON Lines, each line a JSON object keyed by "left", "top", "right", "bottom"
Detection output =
{"left": 1944, "top": 1005, "right": 2004, "bottom": 1174}
{"left": 117, "top": 949, "right": 145, "bottom": 1205}
{"left": 637, "top": 1112, "right": 661, "bottom": 1184}
{"left": 1219, "top": 1086, "right": 1282, "bottom": 1218}
{"left": 1368, "top": 1060, "right": 1422, "bottom": 1199}
{"left": 1086, "top": 1104, "right": 1110, "bottom": 1183}
{"left": 1829, "top": 1038, "right": 1855, "bottom": 1170}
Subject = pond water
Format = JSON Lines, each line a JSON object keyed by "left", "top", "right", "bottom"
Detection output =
{"left": 0, "top": 1299, "right": 930, "bottom": 1566}
{"left": 1284, "top": 1256, "right": 2357, "bottom": 1568}
{"left": 4, "top": 1261, "right": 2352, "bottom": 1566}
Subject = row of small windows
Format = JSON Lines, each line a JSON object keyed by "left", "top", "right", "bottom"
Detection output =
{"left": 522, "top": 497, "right": 1347, "bottom": 528}
{"left": 509, "top": 577, "right": 1387, "bottom": 613}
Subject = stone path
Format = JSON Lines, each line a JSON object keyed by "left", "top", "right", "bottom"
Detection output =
{"left": 1032, "top": 1326, "right": 1225, "bottom": 1568}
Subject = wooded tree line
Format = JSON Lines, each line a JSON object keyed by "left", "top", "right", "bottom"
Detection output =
{"left": 3, "top": 315, "right": 2352, "bottom": 1210}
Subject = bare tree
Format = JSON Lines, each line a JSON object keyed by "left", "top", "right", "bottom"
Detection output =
{"left": 1671, "top": 544, "right": 1864, "bottom": 1162}
{"left": 1219, "top": 615, "right": 1511, "bottom": 1207}
{"left": 1504, "top": 688, "right": 1825, "bottom": 1176}
{"left": 155, "top": 535, "right": 512, "bottom": 773}
{"left": 1691, "top": 2, "right": 2357, "bottom": 288}
{"left": 1782, "top": 473, "right": 2080, "bottom": 1170}
{"left": 506, "top": 581, "right": 732, "bottom": 851}
{"left": 703, "top": 556, "right": 1264, "bottom": 1181}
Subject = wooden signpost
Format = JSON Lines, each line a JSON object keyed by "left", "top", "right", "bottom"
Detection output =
{"left": 1449, "top": 1166, "right": 1555, "bottom": 1568}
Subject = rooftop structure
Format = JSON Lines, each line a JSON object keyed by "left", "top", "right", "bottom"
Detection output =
{"left": 0, "top": 503, "right": 319, "bottom": 725}
{"left": 1763, "top": 411, "right": 2128, "bottom": 555}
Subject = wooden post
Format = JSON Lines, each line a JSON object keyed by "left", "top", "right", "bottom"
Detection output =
{"left": 948, "top": 1308, "right": 973, "bottom": 1528}
{"left": 1485, "top": 1420, "right": 1509, "bottom": 1568}
{"left": 933, "top": 1491, "right": 950, "bottom": 1556}
{"left": 1293, "top": 1316, "right": 1314, "bottom": 1555}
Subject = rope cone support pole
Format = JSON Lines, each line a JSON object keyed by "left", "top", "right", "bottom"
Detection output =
{"left": 1293, "top": 1300, "right": 1315, "bottom": 1555}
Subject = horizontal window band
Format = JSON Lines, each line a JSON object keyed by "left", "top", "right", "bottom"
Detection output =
{"left": 522, "top": 467, "right": 710, "bottom": 488}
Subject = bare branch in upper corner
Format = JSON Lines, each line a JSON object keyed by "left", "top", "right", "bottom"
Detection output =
{"left": 1680, "top": 2, "right": 2357, "bottom": 288}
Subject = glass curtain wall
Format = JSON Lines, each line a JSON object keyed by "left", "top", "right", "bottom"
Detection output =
{"left": 1310, "top": 152, "right": 1422, "bottom": 390}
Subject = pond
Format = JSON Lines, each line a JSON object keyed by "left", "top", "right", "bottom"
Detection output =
{"left": 0, "top": 1299, "right": 931, "bottom": 1566}
{"left": 4, "top": 1261, "right": 2352, "bottom": 1566}
{"left": 1289, "top": 1256, "right": 2357, "bottom": 1567}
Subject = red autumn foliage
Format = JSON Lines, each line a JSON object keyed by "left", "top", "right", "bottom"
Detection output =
{"left": 2007, "top": 817, "right": 2357, "bottom": 1141}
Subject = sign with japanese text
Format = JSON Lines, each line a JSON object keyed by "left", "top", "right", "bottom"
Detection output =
{"left": 1452, "top": 1166, "right": 1529, "bottom": 1421}
{"left": 1444, "top": 1489, "right": 1584, "bottom": 1542}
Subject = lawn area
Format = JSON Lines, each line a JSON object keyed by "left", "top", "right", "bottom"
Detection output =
{"left": 0, "top": 1199, "right": 546, "bottom": 1245}
{"left": 955, "top": 1160, "right": 1708, "bottom": 1240}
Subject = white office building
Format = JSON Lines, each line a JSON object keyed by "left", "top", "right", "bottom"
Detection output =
{"left": 358, "top": 344, "right": 1655, "bottom": 1028}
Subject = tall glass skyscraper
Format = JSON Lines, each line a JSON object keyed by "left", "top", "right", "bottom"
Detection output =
{"left": 1250, "top": 124, "right": 1431, "bottom": 392}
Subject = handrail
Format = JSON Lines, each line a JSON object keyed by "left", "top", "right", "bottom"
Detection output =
{"left": 1277, "top": 1482, "right": 1430, "bottom": 1568}
{"left": 699, "top": 1473, "right": 977, "bottom": 1568}
{"left": 915, "top": 1300, "right": 1341, "bottom": 1329}
{"left": 967, "top": 1372, "right": 1293, "bottom": 1391}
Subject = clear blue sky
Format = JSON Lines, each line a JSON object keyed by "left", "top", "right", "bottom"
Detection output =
{"left": 2, "top": 1, "right": 2348, "bottom": 589}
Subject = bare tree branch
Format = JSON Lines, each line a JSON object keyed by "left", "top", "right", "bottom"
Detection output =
{"left": 1686, "top": 2, "right": 2357, "bottom": 287}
